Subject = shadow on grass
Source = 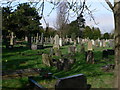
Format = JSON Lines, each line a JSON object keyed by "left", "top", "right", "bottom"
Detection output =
{"left": 2, "top": 57, "right": 40, "bottom": 71}
{"left": 52, "top": 51, "right": 114, "bottom": 78}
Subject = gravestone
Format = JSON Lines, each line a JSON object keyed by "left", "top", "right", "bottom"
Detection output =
{"left": 68, "top": 46, "right": 76, "bottom": 53}
{"left": 53, "top": 34, "right": 60, "bottom": 49}
{"left": 73, "top": 40, "right": 77, "bottom": 46}
{"left": 31, "top": 44, "right": 37, "bottom": 50}
{"left": 87, "top": 40, "right": 93, "bottom": 51}
{"left": 91, "top": 39, "right": 95, "bottom": 46}
{"left": 25, "top": 36, "right": 28, "bottom": 42}
{"left": 36, "top": 33, "right": 39, "bottom": 44}
{"left": 59, "top": 38, "right": 62, "bottom": 46}
{"left": 10, "top": 32, "right": 14, "bottom": 46}
{"left": 42, "top": 54, "right": 53, "bottom": 67}
{"left": 103, "top": 40, "right": 106, "bottom": 47}
{"left": 86, "top": 51, "right": 94, "bottom": 64}
{"left": 55, "top": 74, "right": 88, "bottom": 89}
{"left": 70, "top": 38, "right": 73, "bottom": 43}
{"left": 95, "top": 40, "right": 99, "bottom": 47}
{"left": 77, "top": 37, "right": 80, "bottom": 44}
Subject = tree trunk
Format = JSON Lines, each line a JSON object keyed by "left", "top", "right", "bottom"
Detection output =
{"left": 113, "top": 1, "right": 120, "bottom": 88}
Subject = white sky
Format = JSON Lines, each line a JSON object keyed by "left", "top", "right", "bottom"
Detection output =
{"left": 0, "top": 0, "right": 115, "bottom": 34}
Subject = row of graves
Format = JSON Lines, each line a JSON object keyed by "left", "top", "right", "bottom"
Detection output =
{"left": 3, "top": 33, "right": 115, "bottom": 89}
{"left": 28, "top": 34, "right": 91, "bottom": 89}
{"left": 27, "top": 35, "right": 115, "bottom": 89}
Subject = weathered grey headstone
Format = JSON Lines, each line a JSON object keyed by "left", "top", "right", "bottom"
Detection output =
{"left": 42, "top": 54, "right": 53, "bottom": 66}
{"left": 10, "top": 32, "right": 14, "bottom": 45}
{"left": 36, "top": 33, "right": 39, "bottom": 44}
{"left": 103, "top": 40, "right": 106, "bottom": 47}
{"left": 70, "top": 38, "right": 73, "bottom": 43}
{"left": 40, "top": 33, "right": 44, "bottom": 45}
{"left": 99, "top": 40, "right": 102, "bottom": 47}
{"left": 31, "top": 44, "right": 37, "bottom": 50}
{"left": 55, "top": 74, "right": 87, "bottom": 89}
{"left": 73, "top": 40, "right": 77, "bottom": 46}
{"left": 59, "top": 38, "right": 62, "bottom": 46}
{"left": 91, "top": 39, "right": 95, "bottom": 46}
{"left": 25, "top": 36, "right": 28, "bottom": 42}
{"left": 53, "top": 34, "right": 60, "bottom": 49}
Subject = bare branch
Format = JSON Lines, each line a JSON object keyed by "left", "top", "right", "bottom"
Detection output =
{"left": 98, "top": 0, "right": 112, "bottom": 12}
{"left": 105, "top": 0, "right": 114, "bottom": 10}
{"left": 85, "top": 5, "right": 99, "bottom": 25}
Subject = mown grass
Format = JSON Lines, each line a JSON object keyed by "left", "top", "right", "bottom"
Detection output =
{"left": 2, "top": 43, "right": 115, "bottom": 89}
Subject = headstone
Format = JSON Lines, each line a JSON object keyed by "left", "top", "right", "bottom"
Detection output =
{"left": 73, "top": 40, "right": 77, "bottom": 46}
{"left": 86, "top": 51, "right": 94, "bottom": 64}
{"left": 77, "top": 37, "right": 80, "bottom": 44}
{"left": 87, "top": 40, "right": 93, "bottom": 51}
{"left": 91, "top": 39, "right": 95, "bottom": 46}
{"left": 51, "top": 37, "right": 54, "bottom": 44}
{"left": 10, "top": 32, "right": 14, "bottom": 45}
{"left": 40, "top": 33, "right": 44, "bottom": 45}
{"left": 55, "top": 74, "right": 88, "bottom": 89}
{"left": 70, "top": 38, "right": 73, "bottom": 43}
{"left": 42, "top": 54, "right": 53, "bottom": 66}
{"left": 103, "top": 40, "right": 106, "bottom": 47}
{"left": 25, "top": 36, "right": 28, "bottom": 42}
{"left": 59, "top": 38, "right": 62, "bottom": 46}
{"left": 95, "top": 40, "right": 99, "bottom": 47}
{"left": 99, "top": 40, "right": 102, "bottom": 47}
{"left": 36, "top": 33, "right": 39, "bottom": 44}
{"left": 53, "top": 34, "right": 60, "bottom": 49}
{"left": 31, "top": 44, "right": 37, "bottom": 50}
{"left": 68, "top": 46, "right": 76, "bottom": 53}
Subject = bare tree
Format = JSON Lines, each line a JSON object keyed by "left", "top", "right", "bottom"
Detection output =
{"left": 55, "top": 0, "right": 69, "bottom": 37}
{"left": 104, "top": 0, "right": 120, "bottom": 88}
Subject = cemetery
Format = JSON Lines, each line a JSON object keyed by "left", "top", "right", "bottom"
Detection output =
{"left": 1, "top": 0, "right": 119, "bottom": 89}
{"left": 2, "top": 35, "right": 115, "bottom": 89}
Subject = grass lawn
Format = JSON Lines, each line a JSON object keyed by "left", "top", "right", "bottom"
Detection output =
{"left": 2, "top": 43, "right": 115, "bottom": 89}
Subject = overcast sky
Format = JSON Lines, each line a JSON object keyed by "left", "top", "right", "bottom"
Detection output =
{"left": 0, "top": 0, "right": 114, "bottom": 34}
